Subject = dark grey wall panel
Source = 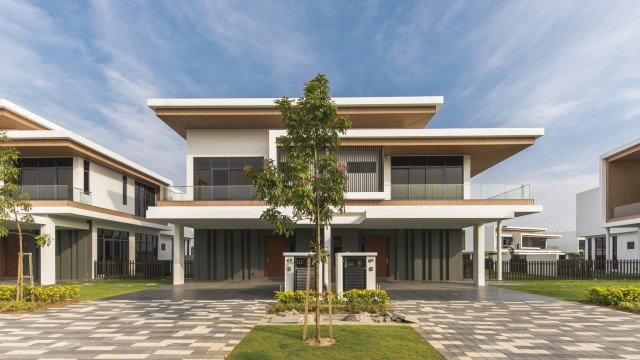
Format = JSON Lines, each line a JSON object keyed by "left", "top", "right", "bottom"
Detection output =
{"left": 448, "top": 229, "right": 463, "bottom": 281}
{"left": 55, "top": 229, "right": 91, "bottom": 281}
{"left": 194, "top": 229, "right": 266, "bottom": 281}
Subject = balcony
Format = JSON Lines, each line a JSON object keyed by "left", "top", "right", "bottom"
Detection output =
{"left": 21, "top": 185, "right": 92, "bottom": 205}
{"left": 612, "top": 201, "right": 640, "bottom": 219}
{"left": 390, "top": 184, "right": 530, "bottom": 200}
{"left": 160, "top": 185, "right": 256, "bottom": 201}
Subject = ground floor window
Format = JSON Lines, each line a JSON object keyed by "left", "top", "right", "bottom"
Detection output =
{"left": 135, "top": 233, "right": 158, "bottom": 261}
{"left": 97, "top": 229, "right": 130, "bottom": 262}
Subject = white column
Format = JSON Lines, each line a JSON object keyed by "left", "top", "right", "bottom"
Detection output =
{"left": 173, "top": 225, "right": 185, "bottom": 285}
{"left": 496, "top": 220, "right": 503, "bottom": 281}
{"left": 323, "top": 225, "right": 331, "bottom": 289}
{"left": 590, "top": 237, "right": 596, "bottom": 260}
{"left": 473, "top": 224, "right": 485, "bottom": 286}
{"left": 39, "top": 218, "right": 56, "bottom": 285}
{"left": 90, "top": 223, "right": 98, "bottom": 279}
{"left": 605, "top": 227, "right": 611, "bottom": 260}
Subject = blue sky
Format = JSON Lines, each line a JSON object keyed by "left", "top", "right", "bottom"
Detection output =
{"left": 1, "top": 1, "right": 639, "bottom": 231}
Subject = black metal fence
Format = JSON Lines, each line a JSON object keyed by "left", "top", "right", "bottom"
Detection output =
{"left": 94, "top": 260, "right": 172, "bottom": 280}
{"left": 463, "top": 259, "right": 640, "bottom": 280}
{"left": 185, "top": 260, "right": 194, "bottom": 279}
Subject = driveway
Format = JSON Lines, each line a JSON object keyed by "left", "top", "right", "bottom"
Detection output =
{"left": 386, "top": 282, "right": 640, "bottom": 360}
{"left": 0, "top": 281, "right": 277, "bottom": 359}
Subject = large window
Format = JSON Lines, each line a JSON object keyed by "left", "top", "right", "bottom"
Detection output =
{"left": 391, "top": 156, "right": 463, "bottom": 199}
{"left": 135, "top": 181, "right": 156, "bottom": 217}
{"left": 18, "top": 158, "right": 73, "bottom": 200}
{"left": 193, "top": 157, "right": 263, "bottom": 200}
{"left": 97, "top": 229, "right": 129, "bottom": 262}
{"left": 135, "top": 233, "right": 158, "bottom": 261}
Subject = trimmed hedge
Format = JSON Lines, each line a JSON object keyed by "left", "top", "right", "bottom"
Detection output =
{"left": 272, "top": 289, "right": 391, "bottom": 313}
{"left": 0, "top": 284, "right": 80, "bottom": 303}
{"left": 588, "top": 286, "right": 640, "bottom": 306}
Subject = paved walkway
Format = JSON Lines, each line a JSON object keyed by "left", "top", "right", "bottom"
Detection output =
{"left": 0, "top": 281, "right": 276, "bottom": 359}
{"left": 386, "top": 282, "right": 640, "bottom": 360}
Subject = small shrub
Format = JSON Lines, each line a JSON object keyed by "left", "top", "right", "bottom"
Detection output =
{"left": 588, "top": 286, "right": 640, "bottom": 306}
{"left": 342, "top": 289, "right": 391, "bottom": 313}
{"left": 0, "top": 301, "right": 36, "bottom": 312}
{"left": 0, "top": 285, "right": 17, "bottom": 301}
{"left": 617, "top": 301, "right": 640, "bottom": 313}
{"left": 0, "top": 284, "right": 80, "bottom": 303}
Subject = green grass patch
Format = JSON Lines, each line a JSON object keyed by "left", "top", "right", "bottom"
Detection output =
{"left": 493, "top": 280, "right": 640, "bottom": 302}
{"left": 77, "top": 279, "right": 171, "bottom": 301}
{"left": 227, "top": 325, "right": 444, "bottom": 360}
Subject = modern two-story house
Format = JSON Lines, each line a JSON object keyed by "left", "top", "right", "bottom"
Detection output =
{"left": 577, "top": 138, "right": 640, "bottom": 262}
{"left": 464, "top": 225, "right": 565, "bottom": 261}
{"left": 0, "top": 100, "right": 172, "bottom": 284}
{"left": 146, "top": 96, "right": 543, "bottom": 286}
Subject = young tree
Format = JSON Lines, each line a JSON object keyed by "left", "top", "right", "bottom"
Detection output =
{"left": 246, "top": 74, "right": 351, "bottom": 344}
{"left": 0, "top": 131, "right": 51, "bottom": 301}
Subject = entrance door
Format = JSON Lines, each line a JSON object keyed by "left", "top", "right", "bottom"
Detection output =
{"left": 265, "top": 236, "right": 286, "bottom": 277}
{"left": 3, "top": 237, "right": 18, "bottom": 277}
{"left": 367, "top": 235, "right": 389, "bottom": 277}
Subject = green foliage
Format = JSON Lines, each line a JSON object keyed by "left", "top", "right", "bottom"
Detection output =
{"left": 588, "top": 286, "right": 640, "bottom": 306}
{"left": 272, "top": 289, "right": 391, "bottom": 313}
{"left": 342, "top": 289, "right": 390, "bottom": 313}
{"left": 245, "top": 74, "right": 352, "bottom": 237}
{"left": 0, "top": 284, "right": 80, "bottom": 303}
{"left": 0, "top": 301, "right": 36, "bottom": 313}
{"left": 617, "top": 301, "right": 640, "bottom": 313}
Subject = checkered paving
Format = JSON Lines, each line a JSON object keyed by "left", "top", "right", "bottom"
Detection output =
{"left": 394, "top": 299, "right": 640, "bottom": 360}
{"left": 0, "top": 299, "right": 272, "bottom": 359}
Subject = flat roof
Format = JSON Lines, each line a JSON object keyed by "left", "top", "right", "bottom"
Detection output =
{"left": 601, "top": 137, "right": 640, "bottom": 162}
{"left": 0, "top": 100, "right": 171, "bottom": 186}
{"left": 148, "top": 96, "right": 445, "bottom": 138}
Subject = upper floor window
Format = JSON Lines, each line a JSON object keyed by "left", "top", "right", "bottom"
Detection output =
{"left": 193, "top": 157, "right": 263, "bottom": 200}
{"left": 391, "top": 156, "right": 463, "bottom": 199}
{"left": 135, "top": 180, "right": 156, "bottom": 217}
{"left": 18, "top": 158, "right": 73, "bottom": 200}
{"left": 122, "top": 175, "right": 128, "bottom": 205}
{"left": 83, "top": 159, "right": 90, "bottom": 194}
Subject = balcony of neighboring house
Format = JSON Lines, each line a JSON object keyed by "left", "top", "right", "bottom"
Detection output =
{"left": 604, "top": 141, "right": 640, "bottom": 223}
{"left": 18, "top": 157, "right": 92, "bottom": 205}
{"left": 20, "top": 184, "right": 92, "bottom": 205}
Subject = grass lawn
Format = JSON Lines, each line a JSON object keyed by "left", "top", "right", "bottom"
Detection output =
{"left": 77, "top": 278, "right": 171, "bottom": 301}
{"left": 492, "top": 279, "right": 640, "bottom": 302}
{"left": 227, "top": 325, "right": 444, "bottom": 360}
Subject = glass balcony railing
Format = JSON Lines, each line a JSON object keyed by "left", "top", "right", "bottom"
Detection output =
{"left": 20, "top": 185, "right": 92, "bottom": 205}
{"left": 160, "top": 185, "right": 256, "bottom": 201}
{"left": 391, "top": 184, "right": 531, "bottom": 200}
{"left": 612, "top": 201, "right": 640, "bottom": 219}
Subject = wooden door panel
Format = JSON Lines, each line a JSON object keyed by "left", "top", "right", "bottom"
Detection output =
{"left": 367, "top": 235, "right": 389, "bottom": 277}
{"left": 265, "top": 236, "right": 286, "bottom": 277}
{"left": 3, "top": 237, "right": 18, "bottom": 277}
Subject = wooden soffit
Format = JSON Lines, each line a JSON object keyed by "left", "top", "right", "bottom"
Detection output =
{"left": 154, "top": 105, "right": 437, "bottom": 138}
{"left": 341, "top": 137, "right": 537, "bottom": 176}
{"left": 0, "top": 109, "right": 49, "bottom": 131}
{"left": 606, "top": 143, "right": 640, "bottom": 162}
{"left": 2, "top": 139, "right": 169, "bottom": 188}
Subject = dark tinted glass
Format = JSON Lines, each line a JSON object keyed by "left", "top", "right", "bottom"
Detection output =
{"left": 428, "top": 156, "right": 446, "bottom": 166}
{"left": 194, "top": 169, "right": 210, "bottom": 186}
{"left": 427, "top": 167, "right": 444, "bottom": 184}
{"left": 212, "top": 170, "right": 228, "bottom": 186}
{"left": 409, "top": 157, "right": 427, "bottom": 166}
{"left": 194, "top": 158, "right": 210, "bottom": 169}
{"left": 446, "top": 156, "right": 463, "bottom": 167}
{"left": 391, "top": 157, "right": 410, "bottom": 166}
{"left": 57, "top": 168, "right": 73, "bottom": 186}
{"left": 246, "top": 157, "right": 263, "bottom": 168}
{"left": 229, "top": 169, "right": 245, "bottom": 186}
{"left": 229, "top": 157, "right": 245, "bottom": 168}
{"left": 211, "top": 158, "right": 228, "bottom": 168}
{"left": 409, "top": 168, "right": 426, "bottom": 184}
{"left": 56, "top": 158, "right": 73, "bottom": 167}
{"left": 21, "top": 158, "right": 38, "bottom": 168}
{"left": 391, "top": 168, "right": 408, "bottom": 184}
{"left": 445, "top": 167, "right": 463, "bottom": 184}
{"left": 21, "top": 169, "right": 38, "bottom": 185}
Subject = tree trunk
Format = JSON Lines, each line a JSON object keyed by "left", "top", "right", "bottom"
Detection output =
{"left": 315, "top": 221, "right": 321, "bottom": 342}
{"left": 14, "top": 205, "right": 23, "bottom": 302}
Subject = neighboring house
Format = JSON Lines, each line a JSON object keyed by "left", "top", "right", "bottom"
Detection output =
{"left": 146, "top": 96, "right": 544, "bottom": 286}
{"left": 464, "top": 225, "right": 566, "bottom": 261}
{"left": 158, "top": 226, "right": 194, "bottom": 261}
{"left": 577, "top": 138, "right": 640, "bottom": 261}
{"left": 0, "top": 100, "right": 171, "bottom": 284}
{"left": 546, "top": 231, "right": 584, "bottom": 256}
